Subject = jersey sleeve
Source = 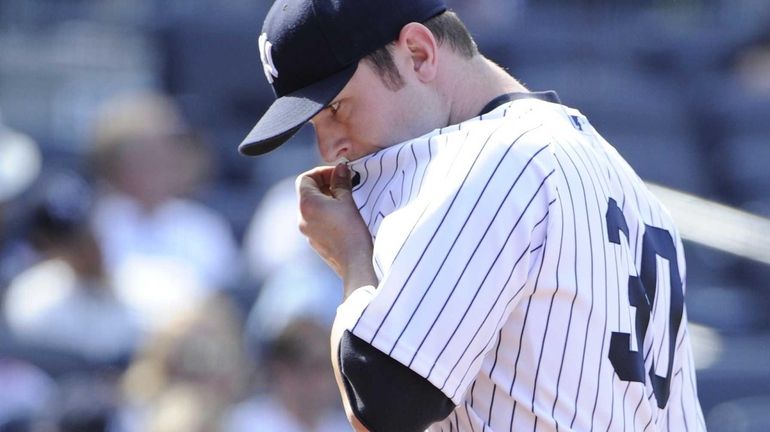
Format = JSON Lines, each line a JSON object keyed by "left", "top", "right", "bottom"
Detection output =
{"left": 337, "top": 126, "right": 558, "bottom": 404}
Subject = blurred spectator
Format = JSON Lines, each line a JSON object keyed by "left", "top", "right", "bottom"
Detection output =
{"left": 56, "top": 372, "right": 121, "bottom": 432}
{"left": 245, "top": 253, "right": 341, "bottom": 353}
{"left": 3, "top": 171, "right": 140, "bottom": 364}
{"left": 89, "top": 92, "right": 241, "bottom": 329}
{"left": 0, "top": 121, "right": 63, "bottom": 430}
{"left": 0, "top": 358, "right": 58, "bottom": 431}
{"left": 143, "top": 382, "right": 226, "bottom": 432}
{"left": 241, "top": 170, "right": 342, "bottom": 355}
{"left": 692, "top": 22, "right": 770, "bottom": 216}
{"left": 225, "top": 317, "right": 347, "bottom": 432}
{"left": 231, "top": 241, "right": 344, "bottom": 432}
{"left": 732, "top": 30, "right": 770, "bottom": 94}
{"left": 119, "top": 296, "right": 249, "bottom": 432}
{"left": 243, "top": 176, "right": 314, "bottom": 284}
{"left": 713, "top": 23, "right": 770, "bottom": 292}
{"left": 0, "top": 114, "right": 42, "bottom": 291}
{"left": 0, "top": 112, "right": 41, "bottom": 211}
{"left": 233, "top": 167, "right": 344, "bottom": 431}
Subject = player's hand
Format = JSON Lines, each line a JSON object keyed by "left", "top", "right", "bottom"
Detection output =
{"left": 297, "top": 163, "right": 377, "bottom": 295}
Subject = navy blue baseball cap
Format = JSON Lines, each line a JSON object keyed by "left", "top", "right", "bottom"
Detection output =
{"left": 239, "top": 0, "right": 447, "bottom": 156}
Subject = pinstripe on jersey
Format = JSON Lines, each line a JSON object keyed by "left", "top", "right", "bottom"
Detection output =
{"left": 336, "top": 96, "right": 706, "bottom": 431}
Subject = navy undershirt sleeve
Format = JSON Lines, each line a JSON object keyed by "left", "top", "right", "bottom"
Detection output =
{"left": 339, "top": 330, "right": 456, "bottom": 432}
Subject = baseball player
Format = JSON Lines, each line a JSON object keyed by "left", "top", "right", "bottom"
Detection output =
{"left": 238, "top": 1, "right": 707, "bottom": 431}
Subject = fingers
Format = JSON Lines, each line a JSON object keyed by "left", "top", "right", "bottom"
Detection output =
{"left": 330, "top": 163, "right": 352, "bottom": 198}
{"left": 296, "top": 166, "right": 334, "bottom": 197}
{"left": 296, "top": 174, "right": 325, "bottom": 198}
{"left": 296, "top": 165, "right": 340, "bottom": 222}
{"left": 298, "top": 165, "right": 334, "bottom": 186}
{"left": 296, "top": 163, "right": 356, "bottom": 234}
{"left": 297, "top": 164, "right": 353, "bottom": 199}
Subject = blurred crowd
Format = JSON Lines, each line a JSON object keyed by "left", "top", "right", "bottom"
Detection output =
{"left": 0, "top": 90, "right": 345, "bottom": 431}
{"left": 0, "top": 0, "right": 769, "bottom": 431}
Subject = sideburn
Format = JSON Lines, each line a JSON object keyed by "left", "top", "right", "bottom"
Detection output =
{"left": 364, "top": 45, "right": 406, "bottom": 91}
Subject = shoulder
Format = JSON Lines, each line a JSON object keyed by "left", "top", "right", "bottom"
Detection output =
{"left": 445, "top": 106, "right": 558, "bottom": 182}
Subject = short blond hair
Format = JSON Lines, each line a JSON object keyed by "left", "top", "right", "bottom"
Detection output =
{"left": 91, "top": 93, "right": 190, "bottom": 176}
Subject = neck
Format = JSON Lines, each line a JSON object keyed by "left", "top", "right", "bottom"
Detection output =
{"left": 445, "top": 55, "right": 527, "bottom": 126}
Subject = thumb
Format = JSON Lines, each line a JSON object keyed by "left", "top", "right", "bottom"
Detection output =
{"left": 330, "top": 163, "right": 352, "bottom": 198}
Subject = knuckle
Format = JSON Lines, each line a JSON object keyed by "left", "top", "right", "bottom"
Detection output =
{"left": 297, "top": 219, "right": 309, "bottom": 235}
{"left": 295, "top": 173, "right": 307, "bottom": 191}
{"left": 298, "top": 197, "right": 317, "bottom": 217}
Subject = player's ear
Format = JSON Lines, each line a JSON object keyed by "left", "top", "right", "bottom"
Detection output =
{"left": 397, "top": 22, "right": 439, "bottom": 83}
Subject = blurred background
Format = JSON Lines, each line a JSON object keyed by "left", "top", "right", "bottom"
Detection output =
{"left": 0, "top": 0, "right": 769, "bottom": 431}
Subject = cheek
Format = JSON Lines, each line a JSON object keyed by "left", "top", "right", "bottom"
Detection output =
{"left": 351, "top": 96, "right": 401, "bottom": 147}
{"left": 341, "top": 110, "right": 379, "bottom": 155}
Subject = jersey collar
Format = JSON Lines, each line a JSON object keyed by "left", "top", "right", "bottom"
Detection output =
{"left": 349, "top": 91, "right": 561, "bottom": 188}
{"left": 478, "top": 91, "right": 560, "bottom": 116}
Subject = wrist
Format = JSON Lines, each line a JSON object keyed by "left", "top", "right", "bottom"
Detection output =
{"left": 337, "top": 234, "right": 376, "bottom": 294}
{"left": 341, "top": 252, "right": 378, "bottom": 299}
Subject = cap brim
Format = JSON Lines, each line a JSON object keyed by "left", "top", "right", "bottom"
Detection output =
{"left": 239, "top": 63, "right": 358, "bottom": 156}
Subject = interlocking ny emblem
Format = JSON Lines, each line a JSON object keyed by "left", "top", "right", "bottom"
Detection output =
{"left": 259, "top": 33, "right": 279, "bottom": 84}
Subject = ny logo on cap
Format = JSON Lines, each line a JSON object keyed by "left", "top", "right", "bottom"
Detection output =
{"left": 259, "top": 33, "right": 279, "bottom": 84}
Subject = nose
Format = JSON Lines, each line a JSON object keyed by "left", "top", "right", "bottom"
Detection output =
{"left": 313, "top": 121, "right": 350, "bottom": 163}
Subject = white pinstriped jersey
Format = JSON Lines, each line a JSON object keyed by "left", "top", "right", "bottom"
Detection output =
{"left": 337, "top": 95, "right": 706, "bottom": 431}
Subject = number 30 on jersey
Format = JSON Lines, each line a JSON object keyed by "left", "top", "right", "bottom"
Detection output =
{"left": 605, "top": 198, "right": 685, "bottom": 409}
